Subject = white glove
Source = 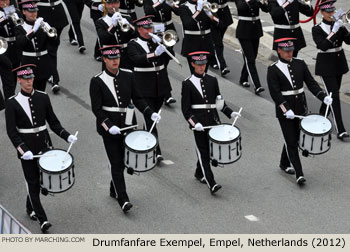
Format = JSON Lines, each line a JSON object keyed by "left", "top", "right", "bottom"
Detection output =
{"left": 323, "top": 95, "right": 333, "bottom": 105}
{"left": 151, "top": 112, "right": 161, "bottom": 123}
{"left": 67, "top": 135, "right": 78, "bottom": 143}
{"left": 150, "top": 33, "right": 162, "bottom": 43}
{"left": 288, "top": 0, "right": 294, "bottom": 3}
{"left": 159, "top": 0, "right": 165, "bottom": 3}
{"left": 98, "top": 4, "right": 104, "bottom": 12}
{"left": 22, "top": 151, "right": 34, "bottom": 160}
{"left": 112, "top": 12, "right": 122, "bottom": 26}
{"left": 155, "top": 44, "right": 166, "bottom": 56}
{"left": 231, "top": 111, "right": 241, "bottom": 119}
{"left": 109, "top": 125, "right": 121, "bottom": 135}
{"left": 285, "top": 109, "right": 295, "bottom": 119}
{"left": 194, "top": 122, "right": 204, "bottom": 131}
{"left": 165, "top": 0, "right": 173, "bottom": 6}
{"left": 332, "top": 20, "right": 343, "bottom": 33}
{"left": 33, "top": 17, "right": 43, "bottom": 32}
{"left": 197, "top": 0, "right": 204, "bottom": 11}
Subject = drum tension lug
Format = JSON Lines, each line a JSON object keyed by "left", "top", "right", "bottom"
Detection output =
{"left": 127, "top": 167, "right": 134, "bottom": 175}
{"left": 41, "top": 188, "right": 54, "bottom": 197}
{"left": 211, "top": 159, "right": 218, "bottom": 167}
{"left": 302, "top": 149, "right": 309, "bottom": 157}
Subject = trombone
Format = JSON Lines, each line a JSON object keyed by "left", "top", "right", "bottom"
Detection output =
{"left": 40, "top": 21, "right": 57, "bottom": 37}
{"left": 0, "top": 37, "right": 8, "bottom": 54}
{"left": 203, "top": 2, "right": 218, "bottom": 13}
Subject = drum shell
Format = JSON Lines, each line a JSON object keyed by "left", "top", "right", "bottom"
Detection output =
{"left": 38, "top": 149, "right": 75, "bottom": 193}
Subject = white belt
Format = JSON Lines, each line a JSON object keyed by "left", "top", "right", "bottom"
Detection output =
{"left": 119, "top": 8, "right": 135, "bottom": 14}
{"left": 119, "top": 43, "right": 128, "bottom": 48}
{"left": 153, "top": 20, "right": 173, "bottom": 26}
{"left": 102, "top": 106, "right": 127, "bottom": 112}
{"left": 22, "top": 50, "right": 48, "bottom": 57}
{"left": 37, "top": 0, "right": 62, "bottom": 7}
{"left": 217, "top": 3, "right": 228, "bottom": 8}
{"left": 281, "top": 88, "right": 304, "bottom": 96}
{"left": 318, "top": 47, "right": 343, "bottom": 53}
{"left": 17, "top": 125, "right": 47, "bottom": 134}
{"left": 274, "top": 24, "right": 300, "bottom": 29}
{"left": 4, "top": 36, "right": 16, "bottom": 42}
{"left": 238, "top": 16, "right": 260, "bottom": 21}
{"left": 134, "top": 65, "right": 165, "bottom": 72}
{"left": 184, "top": 29, "right": 211, "bottom": 35}
{"left": 191, "top": 104, "right": 216, "bottom": 109}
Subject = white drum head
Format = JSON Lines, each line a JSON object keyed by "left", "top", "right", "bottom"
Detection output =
{"left": 209, "top": 124, "right": 240, "bottom": 142}
{"left": 301, "top": 114, "right": 332, "bottom": 134}
{"left": 38, "top": 149, "right": 73, "bottom": 172}
{"left": 125, "top": 131, "right": 157, "bottom": 151}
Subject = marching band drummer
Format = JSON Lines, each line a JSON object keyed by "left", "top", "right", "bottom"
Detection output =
{"left": 181, "top": 51, "right": 240, "bottom": 194}
{"left": 312, "top": 0, "right": 350, "bottom": 140}
{"left": 5, "top": 64, "right": 78, "bottom": 233}
{"left": 15, "top": 0, "right": 56, "bottom": 92}
{"left": 89, "top": 45, "right": 161, "bottom": 213}
{"left": 266, "top": 38, "right": 332, "bottom": 185}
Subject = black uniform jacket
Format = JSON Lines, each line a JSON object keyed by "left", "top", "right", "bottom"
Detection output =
{"left": 37, "top": 0, "right": 69, "bottom": 29}
{"left": 267, "top": 57, "right": 326, "bottom": 119}
{"left": 234, "top": 0, "right": 269, "bottom": 39}
{"left": 120, "top": 0, "right": 143, "bottom": 20}
{"left": 312, "top": 19, "right": 350, "bottom": 77}
{"left": 181, "top": 72, "right": 233, "bottom": 128}
{"left": 5, "top": 89, "right": 70, "bottom": 158}
{"left": 127, "top": 36, "right": 173, "bottom": 98}
{"left": 15, "top": 20, "right": 56, "bottom": 80}
{"left": 210, "top": 0, "right": 233, "bottom": 28}
{"left": 179, "top": 0, "right": 217, "bottom": 56}
{"left": 84, "top": 0, "right": 103, "bottom": 21}
{"left": 90, "top": 68, "right": 154, "bottom": 138}
{"left": 268, "top": 0, "right": 313, "bottom": 50}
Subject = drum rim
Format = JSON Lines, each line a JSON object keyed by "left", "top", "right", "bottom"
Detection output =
{"left": 37, "top": 148, "right": 75, "bottom": 174}
{"left": 124, "top": 130, "right": 158, "bottom": 153}
{"left": 212, "top": 153, "right": 242, "bottom": 165}
{"left": 300, "top": 113, "right": 333, "bottom": 137}
{"left": 208, "top": 123, "right": 241, "bottom": 144}
{"left": 41, "top": 180, "right": 75, "bottom": 194}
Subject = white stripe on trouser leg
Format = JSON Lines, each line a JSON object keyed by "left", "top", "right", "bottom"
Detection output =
{"left": 23, "top": 176, "right": 40, "bottom": 224}
{"left": 320, "top": 76, "right": 339, "bottom": 133}
{"left": 283, "top": 140, "right": 295, "bottom": 170}
{"left": 61, "top": 1, "right": 78, "bottom": 42}
{"left": 239, "top": 41, "right": 257, "bottom": 88}
{"left": 108, "top": 163, "right": 118, "bottom": 198}
{"left": 214, "top": 50, "right": 221, "bottom": 70}
{"left": 195, "top": 146, "right": 210, "bottom": 189}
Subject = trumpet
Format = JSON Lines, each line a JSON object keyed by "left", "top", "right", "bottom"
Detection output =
{"left": 8, "top": 12, "right": 24, "bottom": 26}
{"left": 203, "top": 2, "right": 218, "bottom": 13}
{"left": 167, "top": 0, "right": 180, "bottom": 5}
{"left": 0, "top": 37, "right": 8, "bottom": 54}
{"left": 112, "top": 8, "right": 131, "bottom": 32}
{"left": 298, "top": 0, "right": 312, "bottom": 6}
{"left": 332, "top": 8, "right": 350, "bottom": 23}
{"left": 40, "top": 21, "right": 57, "bottom": 37}
{"left": 159, "top": 30, "right": 178, "bottom": 47}
{"left": 136, "top": 0, "right": 143, "bottom": 5}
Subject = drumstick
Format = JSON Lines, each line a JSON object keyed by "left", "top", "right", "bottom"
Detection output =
{"left": 231, "top": 107, "right": 243, "bottom": 127}
{"left": 294, "top": 115, "right": 307, "bottom": 119}
{"left": 325, "top": 92, "right": 332, "bottom": 118}
{"left": 21, "top": 154, "right": 57, "bottom": 159}
{"left": 191, "top": 125, "right": 218, "bottom": 131}
{"left": 63, "top": 131, "right": 78, "bottom": 163}
{"left": 148, "top": 109, "right": 161, "bottom": 136}
{"left": 120, "top": 124, "right": 138, "bottom": 132}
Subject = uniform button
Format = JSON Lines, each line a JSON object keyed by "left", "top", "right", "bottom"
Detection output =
{"left": 30, "top": 104, "right": 33, "bottom": 107}
{"left": 118, "top": 96, "right": 120, "bottom": 98}
{"left": 121, "top": 113, "right": 124, "bottom": 116}
{"left": 207, "top": 110, "right": 210, "bottom": 113}
{"left": 292, "top": 30, "right": 294, "bottom": 33}
{"left": 203, "top": 90, "right": 205, "bottom": 93}
{"left": 206, "top": 100, "right": 208, "bottom": 102}
{"left": 253, "top": 21, "right": 255, "bottom": 24}
{"left": 38, "top": 57, "right": 40, "bottom": 60}
{"left": 29, "top": 99, "right": 32, "bottom": 101}
{"left": 52, "top": 7, "right": 55, "bottom": 10}
{"left": 36, "top": 134, "right": 39, "bottom": 137}
{"left": 291, "top": 75, "right": 294, "bottom": 77}
{"left": 294, "top": 85, "right": 296, "bottom": 88}
{"left": 32, "top": 110, "right": 35, "bottom": 113}
{"left": 34, "top": 122, "right": 37, "bottom": 125}
{"left": 202, "top": 36, "right": 204, "bottom": 39}
{"left": 296, "top": 95, "right": 298, "bottom": 98}
{"left": 293, "top": 80, "right": 295, "bottom": 83}
{"left": 120, "top": 102, "right": 122, "bottom": 104}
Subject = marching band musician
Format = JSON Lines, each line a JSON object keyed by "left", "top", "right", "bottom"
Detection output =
{"left": 15, "top": 0, "right": 56, "bottom": 92}
{"left": 181, "top": 51, "right": 240, "bottom": 194}
{"left": 266, "top": 38, "right": 333, "bottom": 185}
{"left": 5, "top": 64, "right": 78, "bottom": 232}
{"left": 0, "top": 50, "right": 16, "bottom": 102}
{"left": 96, "top": 0, "right": 136, "bottom": 70}
{"left": 37, "top": 0, "right": 70, "bottom": 93}
{"left": 89, "top": 45, "right": 161, "bottom": 212}
{"left": 178, "top": 0, "right": 218, "bottom": 73}
{"left": 119, "top": 0, "right": 143, "bottom": 21}
{"left": 312, "top": 0, "right": 350, "bottom": 140}
{"left": 128, "top": 15, "right": 174, "bottom": 163}
{"left": 143, "top": 0, "right": 179, "bottom": 106}
{"left": 234, "top": 0, "right": 269, "bottom": 94}
{"left": 268, "top": 0, "right": 314, "bottom": 57}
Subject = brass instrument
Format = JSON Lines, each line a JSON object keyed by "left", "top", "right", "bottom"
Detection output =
{"left": 4, "top": 5, "right": 24, "bottom": 26}
{"left": 167, "top": 0, "right": 180, "bottom": 5}
{"left": 136, "top": 0, "right": 143, "bottom": 5}
{"left": 203, "top": 2, "right": 218, "bottom": 13}
{"left": 298, "top": 0, "right": 312, "bottom": 6}
{"left": 0, "top": 37, "right": 8, "bottom": 54}
{"left": 40, "top": 21, "right": 57, "bottom": 37}
{"left": 259, "top": 0, "right": 268, "bottom": 5}
{"left": 112, "top": 8, "right": 131, "bottom": 32}
{"left": 160, "top": 30, "right": 178, "bottom": 47}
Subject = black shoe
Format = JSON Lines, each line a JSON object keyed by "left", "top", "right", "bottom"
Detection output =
{"left": 296, "top": 176, "right": 306, "bottom": 185}
{"left": 239, "top": 81, "right": 250, "bottom": 88}
{"left": 210, "top": 184, "right": 222, "bottom": 194}
{"left": 27, "top": 211, "right": 37, "bottom": 221}
{"left": 95, "top": 56, "right": 102, "bottom": 62}
{"left": 51, "top": 83, "right": 60, "bottom": 94}
{"left": 255, "top": 87, "right": 265, "bottom": 95}
{"left": 70, "top": 39, "right": 78, "bottom": 46}
{"left": 40, "top": 221, "right": 52, "bottom": 233}
{"left": 221, "top": 68, "right": 230, "bottom": 76}
{"left": 165, "top": 97, "right": 176, "bottom": 106}
{"left": 156, "top": 154, "right": 164, "bottom": 164}
{"left": 121, "top": 202, "right": 133, "bottom": 213}
{"left": 280, "top": 165, "right": 295, "bottom": 175}
{"left": 211, "top": 64, "right": 219, "bottom": 70}
{"left": 194, "top": 174, "right": 206, "bottom": 184}
{"left": 337, "top": 132, "right": 349, "bottom": 140}
{"left": 79, "top": 46, "right": 86, "bottom": 54}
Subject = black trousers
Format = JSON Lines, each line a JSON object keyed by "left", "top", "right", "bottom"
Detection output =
{"left": 0, "top": 56, "right": 16, "bottom": 99}
{"left": 0, "top": 91, "right": 5, "bottom": 111}
{"left": 278, "top": 118, "right": 303, "bottom": 178}
{"left": 143, "top": 97, "right": 163, "bottom": 155}
{"left": 320, "top": 75, "right": 346, "bottom": 134}
{"left": 47, "top": 27, "right": 64, "bottom": 84}
{"left": 211, "top": 25, "right": 228, "bottom": 70}
{"left": 194, "top": 130, "right": 216, "bottom": 188}
{"left": 20, "top": 159, "right": 48, "bottom": 225}
{"left": 239, "top": 38, "right": 262, "bottom": 89}
{"left": 34, "top": 78, "right": 48, "bottom": 92}
{"left": 102, "top": 136, "right": 129, "bottom": 207}
{"left": 66, "top": 1, "right": 85, "bottom": 47}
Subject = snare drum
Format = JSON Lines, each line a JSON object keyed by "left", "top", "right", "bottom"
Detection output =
{"left": 208, "top": 124, "right": 242, "bottom": 164}
{"left": 38, "top": 149, "right": 75, "bottom": 193}
{"left": 124, "top": 130, "right": 158, "bottom": 172}
{"left": 299, "top": 114, "right": 332, "bottom": 155}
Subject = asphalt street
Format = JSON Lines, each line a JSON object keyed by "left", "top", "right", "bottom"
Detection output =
{"left": 0, "top": 6, "right": 349, "bottom": 234}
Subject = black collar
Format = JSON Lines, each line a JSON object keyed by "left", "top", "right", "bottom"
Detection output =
{"left": 25, "top": 19, "right": 35, "bottom": 25}
{"left": 279, "top": 57, "right": 292, "bottom": 64}
{"left": 21, "top": 89, "right": 34, "bottom": 97}
{"left": 139, "top": 35, "right": 151, "bottom": 42}
{"left": 322, "top": 18, "right": 334, "bottom": 25}
{"left": 193, "top": 72, "right": 204, "bottom": 78}
{"left": 105, "top": 68, "right": 119, "bottom": 78}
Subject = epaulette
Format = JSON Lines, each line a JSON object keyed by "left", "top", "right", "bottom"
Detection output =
{"left": 8, "top": 94, "right": 17, "bottom": 100}
{"left": 184, "top": 75, "right": 191, "bottom": 81}
{"left": 293, "top": 57, "right": 304, "bottom": 61}
{"left": 94, "top": 72, "right": 103, "bottom": 78}
{"left": 270, "top": 61, "right": 278, "bottom": 66}
{"left": 120, "top": 68, "right": 132, "bottom": 73}
{"left": 36, "top": 90, "right": 47, "bottom": 95}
